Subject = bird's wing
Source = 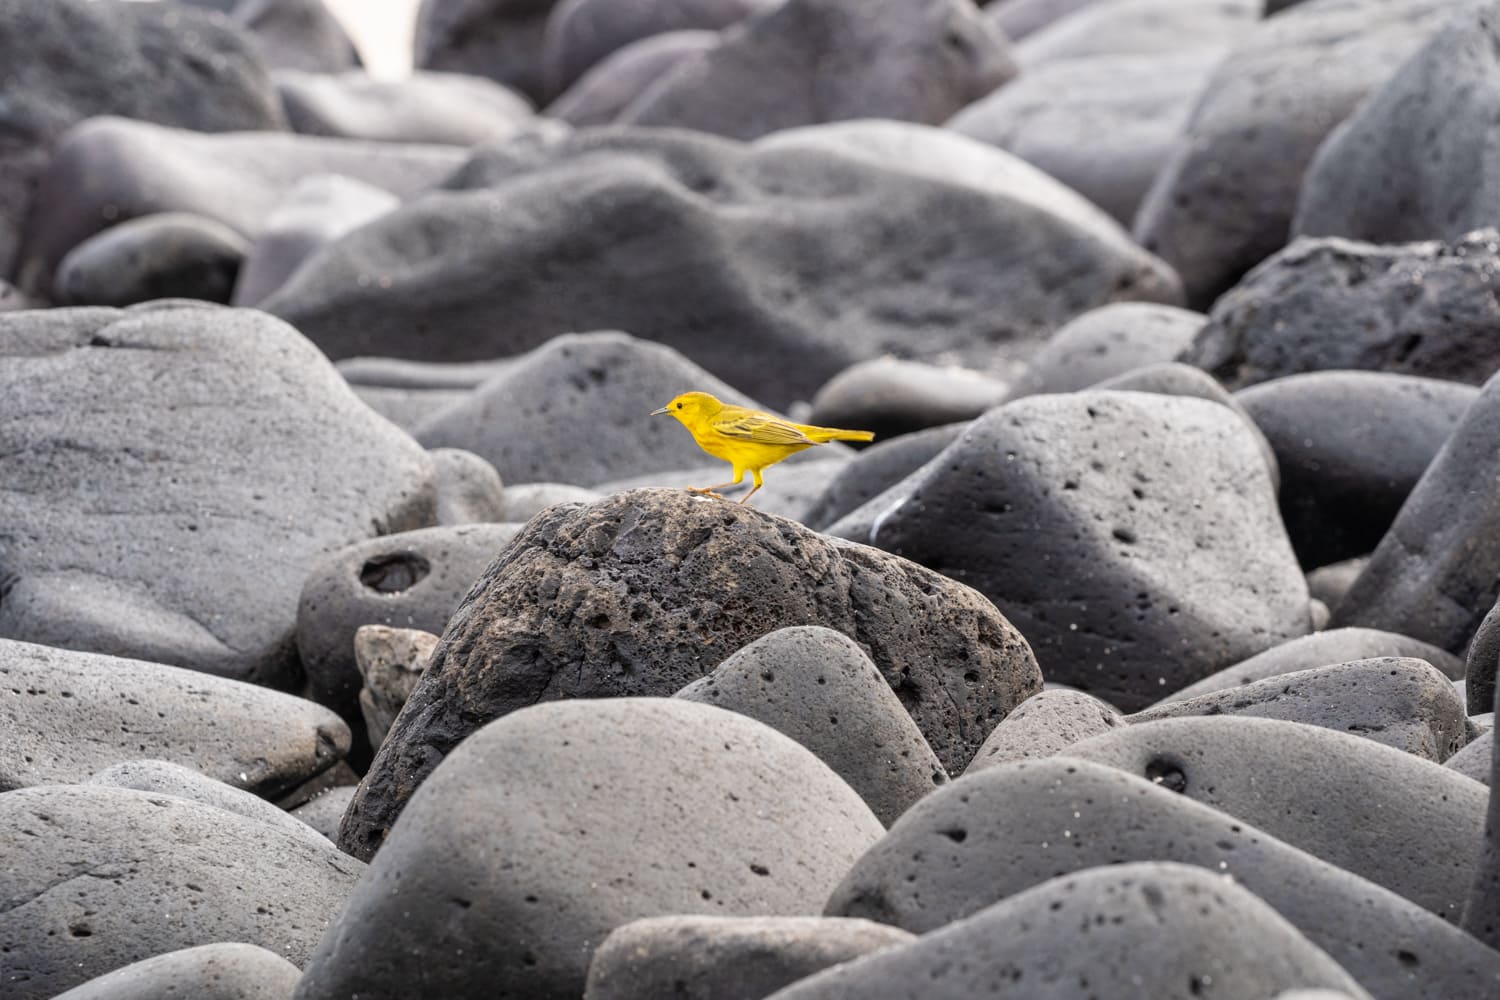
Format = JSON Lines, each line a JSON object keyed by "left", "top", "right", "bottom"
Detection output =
{"left": 710, "top": 409, "right": 816, "bottom": 445}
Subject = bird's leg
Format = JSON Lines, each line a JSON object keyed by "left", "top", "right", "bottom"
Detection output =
{"left": 688, "top": 466, "right": 744, "bottom": 500}
{"left": 738, "top": 469, "right": 765, "bottom": 506}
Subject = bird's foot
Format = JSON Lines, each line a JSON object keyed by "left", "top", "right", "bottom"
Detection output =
{"left": 686, "top": 486, "right": 726, "bottom": 500}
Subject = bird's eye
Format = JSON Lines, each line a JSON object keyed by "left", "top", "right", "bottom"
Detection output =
{"left": 676, "top": 402, "right": 683, "bottom": 409}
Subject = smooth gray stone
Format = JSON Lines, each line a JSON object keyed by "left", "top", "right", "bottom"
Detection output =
{"left": 676, "top": 626, "right": 948, "bottom": 824}
{"left": 0, "top": 304, "right": 437, "bottom": 685}
{"left": 1004, "top": 303, "right": 1206, "bottom": 398}
{"left": 0, "top": 639, "right": 349, "bottom": 796}
{"left": 337, "top": 354, "right": 522, "bottom": 390}
{"left": 1308, "top": 558, "right": 1368, "bottom": 612}
{"left": 965, "top": 688, "right": 1127, "bottom": 773}
{"left": 1136, "top": 657, "right": 1468, "bottom": 760}
{"left": 0, "top": 785, "right": 363, "bottom": 1000}
{"left": 1134, "top": 0, "right": 1463, "bottom": 307}
{"left": 277, "top": 69, "right": 534, "bottom": 145}
{"left": 778, "top": 862, "right": 1371, "bottom": 1000}
{"left": 54, "top": 212, "right": 249, "bottom": 307}
{"left": 1446, "top": 729, "right": 1492, "bottom": 786}
{"left": 234, "top": 0, "right": 361, "bottom": 72}
{"left": 496, "top": 483, "right": 605, "bottom": 521}
{"left": 415, "top": 0, "right": 565, "bottom": 100}
{"left": 620, "top": 0, "right": 1016, "bottom": 140}
{"left": 1014, "top": 0, "right": 1254, "bottom": 66}
{"left": 1184, "top": 231, "right": 1500, "bottom": 390}
{"left": 296, "top": 523, "right": 520, "bottom": 716}
{"left": 1465, "top": 596, "right": 1500, "bottom": 714}
{"left": 1464, "top": 671, "right": 1500, "bottom": 946}
{"left": 291, "top": 784, "right": 359, "bottom": 842}
{"left": 825, "top": 757, "right": 1500, "bottom": 1000}
{"left": 296, "top": 699, "right": 884, "bottom": 1000}
{"left": 429, "top": 447, "right": 509, "bottom": 524}
{"left": 585, "top": 915, "right": 913, "bottom": 1000}
{"left": 1065, "top": 715, "right": 1487, "bottom": 920}
{"left": 48, "top": 943, "right": 301, "bottom": 1000}
{"left": 987, "top": 0, "right": 1110, "bottom": 40}
{"left": 342, "top": 489, "right": 1042, "bottom": 859}
{"left": 546, "top": 30, "right": 719, "bottom": 126}
{"left": 827, "top": 391, "right": 1308, "bottom": 710}
{"left": 806, "top": 358, "right": 1009, "bottom": 443}
{"left": 1163, "top": 627, "right": 1466, "bottom": 702}
{"left": 802, "top": 423, "right": 968, "bottom": 531}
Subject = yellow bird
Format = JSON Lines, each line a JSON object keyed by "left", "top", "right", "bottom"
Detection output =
{"left": 652, "top": 391, "right": 875, "bottom": 505}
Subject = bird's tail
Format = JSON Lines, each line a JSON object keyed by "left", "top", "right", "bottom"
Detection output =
{"left": 802, "top": 425, "right": 876, "bottom": 444}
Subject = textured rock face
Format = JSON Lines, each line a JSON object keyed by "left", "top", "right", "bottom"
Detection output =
{"left": 46, "top": 943, "right": 302, "bottom": 1000}
{"left": 0, "top": 305, "right": 436, "bottom": 686}
{"left": 1182, "top": 230, "right": 1500, "bottom": 390}
{"left": 297, "top": 699, "right": 885, "bottom": 1000}
{"left": 1004, "top": 302, "right": 1206, "bottom": 398}
{"left": 340, "top": 489, "right": 1041, "bottom": 859}
{"left": 828, "top": 391, "right": 1310, "bottom": 709}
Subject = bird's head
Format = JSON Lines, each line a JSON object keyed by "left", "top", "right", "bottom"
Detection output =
{"left": 651, "top": 391, "right": 723, "bottom": 428}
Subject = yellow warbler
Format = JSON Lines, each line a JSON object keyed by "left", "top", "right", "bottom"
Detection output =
{"left": 652, "top": 391, "right": 875, "bottom": 505}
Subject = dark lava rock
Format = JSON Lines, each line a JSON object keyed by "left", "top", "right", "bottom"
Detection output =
{"left": 277, "top": 70, "right": 534, "bottom": 145}
{"left": 1335, "top": 369, "right": 1500, "bottom": 653}
{"left": 0, "top": 639, "right": 349, "bottom": 796}
{"left": 1065, "top": 716, "right": 1485, "bottom": 921}
{"left": 0, "top": 305, "right": 437, "bottom": 685}
{"left": 1131, "top": 657, "right": 1468, "bottom": 761}
{"left": 619, "top": 0, "right": 1016, "bottom": 140}
{"left": 585, "top": 915, "right": 913, "bottom": 1000}
{"left": 0, "top": 784, "right": 362, "bottom": 1000}
{"left": 965, "top": 688, "right": 1126, "bottom": 772}
{"left": 297, "top": 523, "right": 520, "bottom": 718}
{"left": 54, "top": 212, "right": 248, "bottom": 307}
{"left": 298, "top": 698, "right": 883, "bottom": 1000}
{"left": 542, "top": 0, "right": 769, "bottom": 96}
{"left": 265, "top": 124, "right": 1180, "bottom": 409}
{"left": 415, "top": 0, "right": 565, "bottom": 101}
{"left": 341, "top": 489, "right": 1041, "bottom": 859}
{"left": 47, "top": 943, "right": 301, "bottom": 1000}
{"left": 780, "top": 862, "right": 1369, "bottom": 1000}
{"left": 1163, "top": 627, "right": 1465, "bottom": 702}
{"left": 19, "top": 117, "right": 463, "bottom": 300}
{"left": 805, "top": 358, "right": 1009, "bottom": 443}
{"left": 546, "top": 30, "right": 719, "bottom": 126}
{"left": 1467, "top": 596, "right": 1500, "bottom": 714}
{"left": 676, "top": 626, "right": 948, "bottom": 824}
{"left": 948, "top": 49, "right": 1224, "bottom": 227}
{"left": 827, "top": 391, "right": 1309, "bottom": 710}
{"left": 1295, "top": 3, "right": 1500, "bottom": 246}
{"left": 802, "top": 424, "right": 968, "bottom": 531}
{"left": 1133, "top": 0, "right": 1460, "bottom": 307}
{"left": 1182, "top": 231, "right": 1500, "bottom": 390}
{"left": 232, "top": 0, "right": 361, "bottom": 73}
{"left": 1013, "top": 0, "right": 1253, "bottom": 65}
{"left": 1003, "top": 303, "right": 1205, "bottom": 398}
{"left": 826, "top": 757, "right": 1500, "bottom": 1000}
{"left": 597, "top": 459, "right": 848, "bottom": 522}
{"left": 1237, "top": 372, "right": 1475, "bottom": 569}
{"left": 0, "top": 0, "right": 283, "bottom": 280}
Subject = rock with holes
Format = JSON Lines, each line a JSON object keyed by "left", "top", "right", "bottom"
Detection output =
{"left": 54, "top": 212, "right": 249, "bottom": 307}
{"left": 264, "top": 124, "right": 1181, "bottom": 410}
{"left": 676, "top": 626, "right": 948, "bottom": 824}
{"left": 947, "top": 49, "right": 1225, "bottom": 227}
{"left": 291, "top": 785, "right": 359, "bottom": 842}
{"left": 356, "top": 625, "right": 440, "bottom": 750}
{"left": 780, "top": 862, "right": 1370, "bottom": 1000}
{"left": 1003, "top": 303, "right": 1205, "bottom": 398}
{"left": 586, "top": 915, "right": 913, "bottom": 1000}
{"left": 546, "top": 30, "right": 719, "bottom": 126}
{"left": 826, "top": 758, "right": 1500, "bottom": 1000}
{"left": 415, "top": 0, "right": 565, "bottom": 101}
{"left": 0, "top": 0, "right": 283, "bottom": 282}
{"left": 1064, "top": 716, "right": 1486, "bottom": 921}
{"left": 1130, "top": 658, "right": 1468, "bottom": 761}
{"left": 277, "top": 70, "right": 534, "bottom": 145}
{"left": 1294, "top": 2, "right": 1500, "bottom": 247}
{"left": 805, "top": 358, "right": 1010, "bottom": 443}
{"left": 47, "top": 943, "right": 301, "bottom": 1000}
{"left": 19, "top": 118, "right": 463, "bottom": 300}
{"left": 1467, "top": 597, "right": 1500, "bottom": 715}
{"left": 1163, "top": 627, "right": 1465, "bottom": 702}
{"left": 1236, "top": 372, "right": 1476, "bottom": 569}
{"left": 0, "top": 639, "right": 348, "bottom": 796}
{"left": 1182, "top": 231, "right": 1500, "bottom": 391}
{"left": 429, "top": 448, "right": 510, "bottom": 525}
{"left": 297, "top": 699, "right": 883, "bottom": 1000}
{"left": 296, "top": 524, "right": 517, "bottom": 718}
{"left": 802, "top": 424, "right": 967, "bottom": 531}
{"left": 341, "top": 489, "right": 1040, "bottom": 859}
{"left": 1013, "top": 0, "right": 1255, "bottom": 66}
{"left": 1134, "top": 0, "right": 1462, "bottom": 307}
{"left": 1335, "top": 369, "right": 1500, "bottom": 654}
{"left": 619, "top": 0, "right": 1016, "bottom": 140}
{"left": 0, "top": 305, "right": 437, "bottom": 685}
{"left": 86, "top": 759, "right": 331, "bottom": 848}
{"left": 827, "top": 391, "right": 1309, "bottom": 710}
{"left": 596, "top": 459, "right": 848, "bottom": 523}
{"left": 965, "top": 688, "right": 1126, "bottom": 773}
{"left": 0, "top": 784, "right": 363, "bottom": 1000}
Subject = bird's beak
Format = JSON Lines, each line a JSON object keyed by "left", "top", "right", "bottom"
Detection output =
{"left": 650, "top": 406, "right": 669, "bottom": 416}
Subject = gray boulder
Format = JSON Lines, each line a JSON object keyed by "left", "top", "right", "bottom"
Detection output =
{"left": 296, "top": 699, "right": 884, "bottom": 1000}
{"left": 48, "top": 943, "right": 301, "bottom": 1000}
{"left": 966, "top": 688, "right": 1126, "bottom": 772}
{"left": 1467, "top": 596, "right": 1500, "bottom": 714}
{"left": 341, "top": 489, "right": 1041, "bottom": 859}
{"left": 1307, "top": 558, "right": 1368, "bottom": 612}
{"left": 54, "top": 212, "right": 249, "bottom": 307}
{"left": 987, "top": 0, "right": 1110, "bottom": 40}
{"left": 415, "top": 0, "right": 565, "bottom": 101}
{"left": 806, "top": 358, "right": 1009, "bottom": 443}
{"left": 233, "top": 0, "right": 360, "bottom": 72}
{"left": 291, "top": 784, "right": 359, "bottom": 841}
{"left": 429, "top": 447, "right": 510, "bottom": 524}
{"left": 1005, "top": 303, "right": 1206, "bottom": 398}
{"left": 802, "top": 423, "right": 968, "bottom": 531}
{"left": 676, "top": 626, "right": 948, "bottom": 824}
{"left": 1013, "top": 0, "right": 1255, "bottom": 65}
{"left": 1447, "top": 729, "right": 1493, "bottom": 786}
{"left": 0, "top": 784, "right": 362, "bottom": 1000}
{"left": 596, "top": 459, "right": 848, "bottom": 522}
{"left": 0, "top": 305, "right": 437, "bottom": 685}
{"left": 277, "top": 70, "right": 534, "bottom": 145}
{"left": 546, "top": 30, "right": 720, "bottom": 126}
